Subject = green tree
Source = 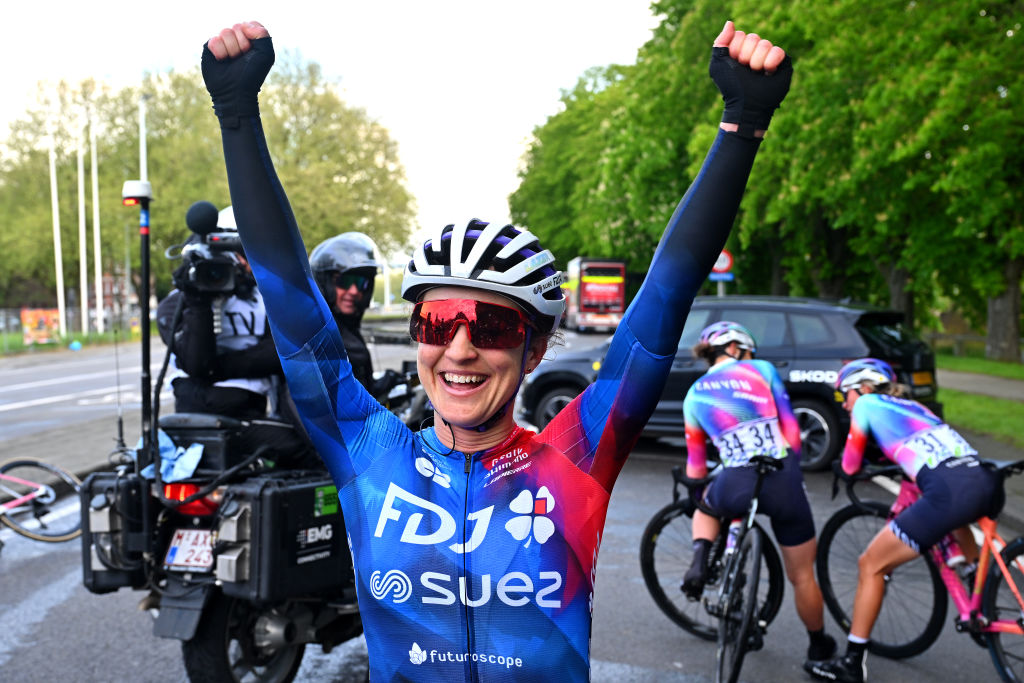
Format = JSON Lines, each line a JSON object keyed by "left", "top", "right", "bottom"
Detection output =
{"left": 513, "top": 0, "right": 1022, "bottom": 360}
{"left": 0, "top": 54, "right": 416, "bottom": 318}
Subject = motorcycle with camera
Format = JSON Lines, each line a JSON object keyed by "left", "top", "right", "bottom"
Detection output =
{"left": 80, "top": 199, "right": 425, "bottom": 682}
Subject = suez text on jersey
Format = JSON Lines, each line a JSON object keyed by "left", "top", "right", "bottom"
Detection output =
{"left": 370, "top": 481, "right": 567, "bottom": 608}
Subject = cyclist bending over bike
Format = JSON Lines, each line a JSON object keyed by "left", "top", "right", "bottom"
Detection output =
{"left": 808, "top": 358, "right": 1002, "bottom": 683}
{"left": 202, "top": 18, "right": 791, "bottom": 681}
{"left": 681, "top": 322, "right": 836, "bottom": 670}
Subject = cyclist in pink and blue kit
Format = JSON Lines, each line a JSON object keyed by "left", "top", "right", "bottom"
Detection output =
{"left": 202, "top": 18, "right": 792, "bottom": 682}
{"left": 809, "top": 358, "right": 1002, "bottom": 683}
{"left": 681, "top": 322, "right": 834, "bottom": 670}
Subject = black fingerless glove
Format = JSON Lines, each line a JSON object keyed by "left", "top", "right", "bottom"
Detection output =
{"left": 709, "top": 46, "right": 793, "bottom": 139}
{"left": 201, "top": 36, "right": 275, "bottom": 128}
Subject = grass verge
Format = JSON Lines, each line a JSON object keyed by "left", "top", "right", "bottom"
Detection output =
{"left": 941, "top": 388, "right": 1024, "bottom": 450}
{"left": 936, "top": 354, "right": 1024, "bottom": 381}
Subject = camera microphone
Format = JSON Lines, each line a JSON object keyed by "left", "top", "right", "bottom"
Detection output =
{"left": 185, "top": 200, "right": 220, "bottom": 236}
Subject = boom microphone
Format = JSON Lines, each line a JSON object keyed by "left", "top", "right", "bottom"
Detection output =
{"left": 185, "top": 200, "right": 220, "bottom": 236}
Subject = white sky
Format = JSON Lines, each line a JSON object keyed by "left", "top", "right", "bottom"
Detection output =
{"left": 4, "top": 1, "right": 660, "bottom": 256}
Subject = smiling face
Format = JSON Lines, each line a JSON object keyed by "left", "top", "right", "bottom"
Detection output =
{"left": 416, "top": 286, "right": 547, "bottom": 449}
{"left": 334, "top": 280, "right": 364, "bottom": 316}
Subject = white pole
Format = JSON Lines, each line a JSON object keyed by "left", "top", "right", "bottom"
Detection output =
{"left": 49, "top": 136, "right": 67, "bottom": 338}
{"left": 91, "top": 112, "right": 104, "bottom": 333}
{"left": 77, "top": 136, "right": 88, "bottom": 334}
{"left": 139, "top": 95, "right": 149, "bottom": 182}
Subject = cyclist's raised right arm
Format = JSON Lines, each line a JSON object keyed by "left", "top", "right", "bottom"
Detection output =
{"left": 201, "top": 22, "right": 403, "bottom": 484}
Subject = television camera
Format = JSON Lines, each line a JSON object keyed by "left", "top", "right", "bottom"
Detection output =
{"left": 168, "top": 200, "right": 249, "bottom": 295}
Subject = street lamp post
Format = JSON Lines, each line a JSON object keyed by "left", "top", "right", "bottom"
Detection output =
{"left": 122, "top": 179, "right": 153, "bottom": 470}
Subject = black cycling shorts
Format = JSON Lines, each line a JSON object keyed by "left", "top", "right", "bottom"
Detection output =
{"left": 704, "top": 453, "right": 816, "bottom": 546}
{"left": 889, "top": 457, "right": 1001, "bottom": 553}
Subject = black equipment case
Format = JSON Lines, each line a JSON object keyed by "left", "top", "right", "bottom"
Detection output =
{"left": 215, "top": 470, "right": 353, "bottom": 603}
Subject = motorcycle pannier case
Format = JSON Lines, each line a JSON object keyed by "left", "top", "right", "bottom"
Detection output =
{"left": 80, "top": 471, "right": 150, "bottom": 593}
{"left": 216, "top": 470, "right": 353, "bottom": 603}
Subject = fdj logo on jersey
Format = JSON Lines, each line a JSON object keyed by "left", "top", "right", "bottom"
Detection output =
{"left": 371, "top": 483, "right": 565, "bottom": 608}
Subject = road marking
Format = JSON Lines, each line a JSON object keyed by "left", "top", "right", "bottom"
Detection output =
{"left": 0, "top": 566, "right": 81, "bottom": 667}
{"left": 0, "top": 385, "right": 169, "bottom": 413}
{"left": 0, "top": 366, "right": 149, "bottom": 394}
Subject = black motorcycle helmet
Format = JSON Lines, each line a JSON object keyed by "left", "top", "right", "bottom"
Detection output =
{"left": 310, "top": 232, "right": 380, "bottom": 319}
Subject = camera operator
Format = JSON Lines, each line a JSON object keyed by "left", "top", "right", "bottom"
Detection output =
{"left": 157, "top": 202, "right": 282, "bottom": 420}
{"left": 310, "top": 232, "right": 387, "bottom": 394}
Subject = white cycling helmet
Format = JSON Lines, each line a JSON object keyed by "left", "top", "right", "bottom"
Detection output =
{"left": 401, "top": 219, "right": 565, "bottom": 333}
{"left": 836, "top": 358, "right": 896, "bottom": 393}
{"left": 699, "top": 321, "right": 758, "bottom": 354}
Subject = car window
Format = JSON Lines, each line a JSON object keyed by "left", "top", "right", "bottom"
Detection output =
{"left": 790, "top": 312, "right": 833, "bottom": 345}
{"left": 855, "top": 312, "right": 927, "bottom": 354}
{"left": 677, "top": 308, "right": 713, "bottom": 351}
{"left": 719, "top": 308, "right": 789, "bottom": 352}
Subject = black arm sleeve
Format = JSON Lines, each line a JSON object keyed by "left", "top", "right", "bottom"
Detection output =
{"left": 216, "top": 333, "right": 282, "bottom": 379}
{"left": 157, "top": 289, "right": 218, "bottom": 378}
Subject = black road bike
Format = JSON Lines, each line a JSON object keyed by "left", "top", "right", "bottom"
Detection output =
{"left": 640, "top": 456, "right": 787, "bottom": 683}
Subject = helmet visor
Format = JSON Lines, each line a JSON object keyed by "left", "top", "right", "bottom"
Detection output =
{"left": 410, "top": 299, "right": 533, "bottom": 349}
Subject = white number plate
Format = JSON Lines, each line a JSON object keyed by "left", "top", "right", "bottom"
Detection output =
{"left": 164, "top": 529, "right": 213, "bottom": 571}
{"left": 712, "top": 417, "right": 786, "bottom": 466}
{"left": 899, "top": 423, "right": 977, "bottom": 468}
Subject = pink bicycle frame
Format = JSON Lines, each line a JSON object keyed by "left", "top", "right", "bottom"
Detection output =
{"left": 0, "top": 472, "right": 47, "bottom": 511}
{"left": 895, "top": 480, "right": 1024, "bottom": 635}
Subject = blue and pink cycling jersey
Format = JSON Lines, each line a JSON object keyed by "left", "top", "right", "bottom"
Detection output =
{"left": 841, "top": 393, "right": 977, "bottom": 480}
{"left": 683, "top": 359, "right": 801, "bottom": 472}
{"left": 217, "top": 59, "right": 765, "bottom": 677}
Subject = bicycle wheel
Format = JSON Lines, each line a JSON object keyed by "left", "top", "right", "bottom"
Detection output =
{"left": 983, "top": 537, "right": 1024, "bottom": 681}
{"left": 0, "top": 459, "right": 82, "bottom": 542}
{"left": 717, "top": 526, "right": 762, "bottom": 683}
{"left": 816, "top": 502, "right": 946, "bottom": 658}
{"left": 640, "top": 501, "right": 785, "bottom": 641}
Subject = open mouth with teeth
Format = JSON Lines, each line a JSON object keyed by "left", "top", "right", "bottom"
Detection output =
{"left": 441, "top": 372, "right": 487, "bottom": 387}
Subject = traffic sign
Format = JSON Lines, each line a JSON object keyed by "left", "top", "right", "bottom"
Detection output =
{"left": 712, "top": 249, "right": 733, "bottom": 273}
{"left": 709, "top": 272, "right": 734, "bottom": 282}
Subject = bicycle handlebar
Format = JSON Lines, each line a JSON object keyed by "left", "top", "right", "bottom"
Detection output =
{"left": 831, "top": 459, "right": 902, "bottom": 511}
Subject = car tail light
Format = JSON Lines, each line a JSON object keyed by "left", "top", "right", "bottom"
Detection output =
{"left": 164, "top": 483, "right": 220, "bottom": 516}
{"left": 911, "top": 371, "right": 935, "bottom": 386}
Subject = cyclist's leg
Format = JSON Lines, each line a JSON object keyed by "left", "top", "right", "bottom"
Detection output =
{"left": 761, "top": 457, "right": 835, "bottom": 660}
{"left": 780, "top": 539, "right": 824, "bottom": 630}
{"left": 682, "top": 507, "right": 721, "bottom": 598}
{"left": 685, "top": 469, "right": 755, "bottom": 597}
{"left": 760, "top": 455, "right": 823, "bottom": 629}
{"left": 850, "top": 526, "right": 921, "bottom": 639}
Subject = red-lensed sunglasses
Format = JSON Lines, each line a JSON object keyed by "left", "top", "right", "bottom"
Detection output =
{"left": 410, "top": 299, "right": 535, "bottom": 349}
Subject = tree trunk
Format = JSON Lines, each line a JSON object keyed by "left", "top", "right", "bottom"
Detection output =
{"left": 810, "top": 218, "right": 849, "bottom": 299}
{"left": 879, "top": 263, "right": 915, "bottom": 327}
{"left": 770, "top": 241, "right": 788, "bottom": 296}
{"left": 986, "top": 256, "right": 1023, "bottom": 363}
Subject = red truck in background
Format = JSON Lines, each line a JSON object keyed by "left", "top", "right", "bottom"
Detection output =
{"left": 563, "top": 257, "right": 627, "bottom": 332}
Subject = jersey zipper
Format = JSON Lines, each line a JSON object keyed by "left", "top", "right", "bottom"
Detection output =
{"left": 462, "top": 451, "right": 477, "bottom": 681}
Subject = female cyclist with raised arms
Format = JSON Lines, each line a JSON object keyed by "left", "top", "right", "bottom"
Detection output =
{"left": 202, "top": 19, "right": 791, "bottom": 681}
{"left": 808, "top": 358, "right": 1002, "bottom": 683}
{"left": 680, "top": 322, "right": 835, "bottom": 670}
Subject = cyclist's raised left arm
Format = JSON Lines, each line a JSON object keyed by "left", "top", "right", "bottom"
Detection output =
{"left": 579, "top": 22, "right": 792, "bottom": 489}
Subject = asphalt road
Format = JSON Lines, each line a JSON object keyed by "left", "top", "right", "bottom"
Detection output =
{"left": 0, "top": 445, "right": 996, "bottom": 682}
{"left": 1, "top": 334, "right": 1021, "bottom": 682}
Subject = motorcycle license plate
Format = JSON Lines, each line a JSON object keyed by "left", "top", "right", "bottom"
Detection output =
{"left": 164, "top": 529, "right": 213, "bottom": 571}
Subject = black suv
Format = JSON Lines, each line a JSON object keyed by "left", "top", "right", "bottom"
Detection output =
{"left": 518, "top": 295, "right": 941, "bottom": 470}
